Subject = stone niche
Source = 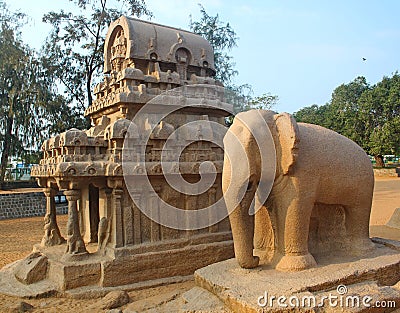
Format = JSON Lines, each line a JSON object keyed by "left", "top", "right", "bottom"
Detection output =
{"left": 18, "top": 16, "right": 234, "bottom": 293}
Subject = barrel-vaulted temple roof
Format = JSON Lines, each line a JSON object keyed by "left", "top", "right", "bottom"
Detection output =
{"left": 103, "top": 16, "right": 216, "bottom": 75}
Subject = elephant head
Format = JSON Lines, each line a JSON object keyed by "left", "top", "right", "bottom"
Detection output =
{"left": 222, "top": 109, "right": 300, "bottom": 268}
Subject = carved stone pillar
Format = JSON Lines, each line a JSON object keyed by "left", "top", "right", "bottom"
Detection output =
{"left": 97, "top": 187, "right": 112, "bottom": 253}
{"left": 208, "top": 185, "right": 218, "bottom": 233}
{"left": 41, "top": 188, "right": 65, "bottom": 246}
{"left": 112, "top": 188, "right": 124, "bottom": 248}
{"left": 131, "top": 191, "right": 142, "bottom": 245}
{"left": 150, "top": 186, "right": 161, "bottom": 242}
{"left": 64, "top": 189, "right": 87, "bottom": 255}
{"left": 185, "top": 194, "right": 198, "bottom": 236}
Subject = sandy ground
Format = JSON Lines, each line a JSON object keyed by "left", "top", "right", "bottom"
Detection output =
{"left": 370, "top": 177, "right": 400, "bottom": 225}
{"left": 0, "top": 214, "right": 195, "bottom": 312}
{"left": 0, "top": 177, "right": 399, "bottom": 312}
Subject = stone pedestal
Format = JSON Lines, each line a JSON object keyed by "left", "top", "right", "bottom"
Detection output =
{"left": 187, "top": 238, "right": 400, "bottom": 312}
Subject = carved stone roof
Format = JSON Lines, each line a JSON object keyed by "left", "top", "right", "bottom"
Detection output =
{"left": 103, "top": 16, "right": 215, "bottom": 75}
{"left": 32, "top": 17, "right": 230, "bottom": 184}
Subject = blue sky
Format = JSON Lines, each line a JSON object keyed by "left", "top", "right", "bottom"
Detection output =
{"left": 7, "top": 0, "right": 400, "bottom": 113}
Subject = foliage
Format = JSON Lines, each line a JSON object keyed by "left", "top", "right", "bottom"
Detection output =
{"left": 226, "top": 84, "right": 278, "bottom": 113}
{"left": 292, "top": 104, "right": 330, "bottom": 127}
{"left": 42, "top": 0, "right": 152, "bottom": 111}
{"left": 358, "top": 74, "right": 400, "bottom": 161}
{"left": 328, "top": 76, "right": 370, "bottom": 144}
{"left": 189, "top": 4, "right": 238, "bottom": 86}
{"left": 0, "top": 1, "right": 85, "bottom": 184}
{"left": 0, "top": 3, "right": 62, "bottom": 182}
{"left": 248, "top": 93, "right": 279, "bottom": 111}
{"left": 293, "top": 74, "right": 400, "bottom": 167}
{"left": 189, "top": 5, "right": 278, "bottom": 120}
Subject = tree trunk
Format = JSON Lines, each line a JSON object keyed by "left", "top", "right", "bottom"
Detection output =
{"left": 85, "top": 70, "right": 94, "bottom": 128}
{"left": 374, "top": 154, "right": 385, "bottom": 168}
{"left": 86, "top": 76, "right": 92, "bottom": 108}
{"left": 0, "top": 115, "right": 14, "bottom": 186}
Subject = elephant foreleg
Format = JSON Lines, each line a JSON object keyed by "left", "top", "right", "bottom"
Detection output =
{"left": 254, "top": 198, "right": 275, "bottom": 263}
{"left": 276, "top": 197, "right": 317, "bottom": 272}
{"left": 229, "top": 201, "right": 260, "bottom": 269}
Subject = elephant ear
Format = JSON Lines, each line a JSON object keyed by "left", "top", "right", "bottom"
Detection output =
{"left": 274, "top": 113, "right": 300, "bottom": 175}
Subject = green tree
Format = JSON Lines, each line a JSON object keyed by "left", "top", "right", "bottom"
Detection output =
{"left": 0, "top": 2, "right": 75, "bottom": 184}
{"left": 328, "top": 76, "right": 370, "bottom": 144}
{"left": 189, "top": 4, "right": 238, "bottom": 86}
{"left": 294, "top": 74, "right": 400, "bottom": 167}
{"left": 358, "top": 73, "right": 400, "bottom": 167}
{"left": 42, "top": 0, "right": 152, "bottom": 112}
{"left": 293, "top": 104, "right": 330, "bottom": 127}
{"left": 189, "top": 5, "right": 278, "bottom": 118}
{"left": 248, "top": 93, "right": 279, "bottom": 111}
{"left": 295, "top": 76, "right": 370, "bottom": 136}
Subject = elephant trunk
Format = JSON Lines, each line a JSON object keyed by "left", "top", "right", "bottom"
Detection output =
{"left": 229, "top": 203, "right": 260, "bottom": 268}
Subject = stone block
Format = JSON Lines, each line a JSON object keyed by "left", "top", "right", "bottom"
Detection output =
{"left": 192, "top": 239, "right": 400, "bottom": 312}
{"left": 48, "top": 259, "right": 101, "bottom": 290}
{"left": 14, "top": 252, "right": 48, "bottom": 285}
{"left": 102, "top": 240, "right": 233, "bottom": 287}
{"left": 387, "top": 208, "right": 400, "bottom": 229}
{"left": 99, "top": 290, "right": 130, "bottom": 309}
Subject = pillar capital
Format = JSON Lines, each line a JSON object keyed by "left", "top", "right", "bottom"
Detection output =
{"left": 43, "top": 187, "right": 57, "bottom": 198}
{"left": 107, "top": 177, "right": 123, "bottom": 190}
{"left": 102, "top": 187, "right": 113, "bottom": 195}
{"left": 64, "top": 189, "right": 81, "bottom": 201}
{"left": 112, "top": 188, "right": 123, "bottom": 197}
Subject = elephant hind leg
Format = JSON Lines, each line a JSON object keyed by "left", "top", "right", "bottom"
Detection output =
{"left": 344, "top": 201, "right": 375, "bottom": 253}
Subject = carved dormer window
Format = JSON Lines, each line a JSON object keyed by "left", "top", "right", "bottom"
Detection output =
{"left": 175, "top": 47, "right": 191, "bottom": 80}
{"left": 111, "top": 28, "right": 127, "bottom": 73}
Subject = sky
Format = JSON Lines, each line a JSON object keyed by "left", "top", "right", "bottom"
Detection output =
{"left": 6, "top": 0, "right": 400, "bottom": 113}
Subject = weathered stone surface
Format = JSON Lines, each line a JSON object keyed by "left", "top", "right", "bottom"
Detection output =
{"left": 0, "top": 261, "right": 57, "bottom": 298}
{"left": 63, "top": 274, "right": 192, "bottom": 299}
{"left": 370, "top": 225, "right": 400, "bottom": 241}
{"left": 223, "top": 109, "right": 375, "bottom": 271}
{"left": 14, "top": 252, "right": 48, "bottom": 285}
{"left": 41, "top": 188, "right": 65, "bottom": 247}
{"left": 387, "top": 207, "right": 400, "bottom": 229}
{"left": 100, "top": 290, "right": 130, "bottom": 309}
{"left": 193, "top": 241, "right": 400, "bottom": 312}
{"left": 16, "top": 16, "right": 234, "bottom": 294}
{"left": 180, "top": 287, "right": 231, "bottom": 312}
{"left": 48, "top": 258, "right": 101, "bottom": 290}
{"left": 101, "top": 239, "right": 233, "bottom": 287}
{"left": 8, "top": 301, "right": 34, "bottom": 312}
{"left": 106, "top": 309, "right": 123, "bottom": 313}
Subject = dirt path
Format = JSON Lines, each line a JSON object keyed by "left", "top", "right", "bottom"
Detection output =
{"left": 0, "top": 215, "right": 68, "bottom": 269}
{"left": 0, "top": 177, "right": 399, "bottom": 312}
{"left": 371, "top": 177, "right": 400, "bottom": 225}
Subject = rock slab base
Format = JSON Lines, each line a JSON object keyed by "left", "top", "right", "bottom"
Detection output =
{"left": 191, "top": 238, "right": 400, "bottom": 312}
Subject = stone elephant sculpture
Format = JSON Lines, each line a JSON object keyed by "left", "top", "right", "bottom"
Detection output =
{"left": 222, "top": 109, "right": 374, "bottom": 271}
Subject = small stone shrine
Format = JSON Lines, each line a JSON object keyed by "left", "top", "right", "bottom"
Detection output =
{"left": 0, "top": 16, "right": 233, "bottom": 295}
